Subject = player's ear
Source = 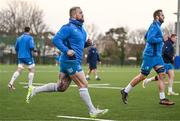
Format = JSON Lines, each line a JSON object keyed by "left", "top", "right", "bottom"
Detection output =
{"left": 156, "top": 15, "right": 159, "bottom": 20}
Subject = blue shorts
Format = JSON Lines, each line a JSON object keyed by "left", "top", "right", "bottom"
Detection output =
{"left": 60, "top": 60, "right": 82, "bottom": 75}
{"left": 164, "top": 63, "right": 174, "bottom": 73}
{"left": 141, "top": 56, "right": 164, "bottom": 76}
{"left": 18, "top": 58, "right": 35, "bottom": 65}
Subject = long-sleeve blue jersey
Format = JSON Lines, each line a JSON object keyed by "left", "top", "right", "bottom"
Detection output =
{"left": 143, "top": 20, "right": 163, "bottom": 57}
{"left": 15, "top": 33, "right": 35, "bottom": 58}
{"left": 53, "top": 19, "right": 88, "bottom": 64}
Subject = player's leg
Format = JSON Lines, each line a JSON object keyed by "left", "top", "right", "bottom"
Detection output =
{"left": 121, "top": 56, "right": 150, "bottom": 104}
{"left": 28, "top": 64, "right": 35, "bottom": 87}
{"left": 93, "top": 66, "right": 100, "bottom": 80}
{"left": 154, "top": 65, "right": 175, "bottom": 105}
{"left": 8, "top": 63, "right": 24, "bottom": 90}
{"left": 70, "top": 71, "right": 108, "bottom": 118}
{"left": 142, "top": 76, "right": 158, "bottom": 88}
{"left": 167, "top": 69, "right": 179, "bottom": 95}
{"left": 26, "top": 72, "right": 71, "bottom": 103}
{"left": 86, "top": 67, "right": 91, "bottom": 80}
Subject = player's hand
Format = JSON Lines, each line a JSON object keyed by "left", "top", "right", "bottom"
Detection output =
{"left": 67, "top": 50, "right": 75, "bottom": 57}
{"left": 33, "top": 52, "right": 38, "bottom": 57}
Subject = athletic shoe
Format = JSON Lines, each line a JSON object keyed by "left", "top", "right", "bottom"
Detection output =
{"left": 26, "top": 86, "right": 35, "bottom": 103}
{"left": 8, "top": 83, "right": 16, "bottom": 90}
{"left": 120, "top": 89, "right": 128, "bottom": 104}
{"left": 95, "top": 77, "right": 101, "bottom": 81}
{"left": 89, "top": 108, "right": 108, "bottom": 118}
{"left": 142, "top": 78, "right": 149, "bottom": 88}
{"left": 167, "top": 91, "right": 179, "bottom": 96}
{"left": 159, "top": 98, "right": 175, "bottom": 105}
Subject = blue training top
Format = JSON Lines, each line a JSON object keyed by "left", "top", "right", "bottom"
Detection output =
{"left": 15, "top": 33, "right": 35, "bottom": 58}
{"left": 143, "top": 20, "right": 163, "bottom": 57}
{"left": 53, "top": 18, "right": 88, "bottom": 64}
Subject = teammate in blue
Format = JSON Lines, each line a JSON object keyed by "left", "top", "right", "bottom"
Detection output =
{"left": 26, "top": 7, "right": 108, "bottom": 118}
{"left": 120, "top": 9, "right": 175, "bottom": 105}
{"left": 54, "top": 51, "right": 61, "bottom": 66}
{"left": 8, "top": 27, "right": 37, "bottom": 90}
{"left": 86, "top": 43, "right": 101, "bottom": 81}
{"left": 143, "top": 34, "right": 179, "bottom": 95}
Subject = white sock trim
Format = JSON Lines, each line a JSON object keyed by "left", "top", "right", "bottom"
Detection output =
{"left": 124, "top": 83, "right": 133, "bottom": 93}
{"left": 160, "top": 92, "right": 165, "bottom": 100}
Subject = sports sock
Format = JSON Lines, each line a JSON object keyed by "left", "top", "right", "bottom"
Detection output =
{"left": 9, "top": 71, "right": 20, "bottom": 85}
{"left": 168, "top": 87, "right": 173, "bottom": 93}
{"left": 86, "top": 75, "right": 89, "bottom": 78}
{"left": 159, "top": 92, "right": 165, "bottom": 100}
{"left": 124, "top": 83, "right": 133, "bottom": 93}
{"left": 28, "top": 72, "right": 34, "bottom": 87}
{"left": 95, "top": 75, "right": 98, "bottom": 79}
{"left": 79, "top": 88, "right": 96, "bottom": 113}
{"left": 34, "top": 83, "right": 58, "bottom": 94}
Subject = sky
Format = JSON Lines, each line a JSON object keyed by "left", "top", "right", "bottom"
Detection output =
{"left": 0, "top": 0, "right": 178, "bottom": 34}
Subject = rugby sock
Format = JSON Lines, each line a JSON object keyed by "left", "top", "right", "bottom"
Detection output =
{"left": 168, "top": 87, "right": 173, "bottom": 93}
{"left": 9, "top": 71, "right": 20, "bottom": 85}
{"left": 95, "top": 75, "right": 98, "bottom": 79}
{"left": 168, "top": 79, "right": 173, "bottom": 92}
{"left": 28, "top": 72, "right": 34, "bottom": 87}
{"left": 34, "top": 83, "right": 58, "bottom": 94}
{"left": 124, "top": 83, "right": 133, "bottom": 93}
{"left": 159, "top": 92, "right": 165, "bottom": 100}
{"left": 79, "top": 88, "right": 96, "bottom": 113}
{"left": 146, "top": 78, "right": 153, "bottom": 83}
{"left": 86, "top": 75, "right": 89, "bottom": 78}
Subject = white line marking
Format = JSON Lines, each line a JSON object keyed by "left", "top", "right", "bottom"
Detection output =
{"left": 19, "top": 82, "right": 122, "bottom": 90}
{"left": 56, "top": 115, "right": 115, "bottom": 121}
{"left": 70, "top": 85, "right": 121, "bottom": 89}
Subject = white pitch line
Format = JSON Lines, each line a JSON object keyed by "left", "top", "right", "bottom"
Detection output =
{"left": 56, "top": 115, "right": 115, "bottom": 121}
{"left": 165, "top": 81, "right": 180, "bottom": 84}
{"left": 70, "top": 85, "right": 121, "bottom": 89}
{"left": 19, "top": 82, "right": 122, "bottom": 90}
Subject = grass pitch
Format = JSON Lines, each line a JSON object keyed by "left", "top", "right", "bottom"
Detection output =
{"left": 0, "top": 65, "right": 180, "bottom": 120}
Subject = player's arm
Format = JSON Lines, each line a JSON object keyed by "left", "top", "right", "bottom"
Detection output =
{"left": 53, "top": 25, "right": 70, "bottom": 54}
{"left": 30, "top": 37, "right": 38, "bottom": 56}
{"left": 15, "top": 39, "right": 19, "bottom": 52}
{"left": 146, "top": 26, "right": 162, "bottom": 44}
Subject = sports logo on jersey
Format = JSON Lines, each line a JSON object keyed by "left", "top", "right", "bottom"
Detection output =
{"left": 28, "top": 61, "right": 32, "bottom": 64}
{"left": 67, "top": 68, "right": 73, "bottom": 73}
{"left": 74, "top": 29, "right": 78, "bottom": 32}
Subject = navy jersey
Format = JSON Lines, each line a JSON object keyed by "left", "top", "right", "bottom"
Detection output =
{"left": 162, "top": 39, "right": 174, "bottom": 64}
{"left": 87, "top": 47, "right": 100, "bottom": 65}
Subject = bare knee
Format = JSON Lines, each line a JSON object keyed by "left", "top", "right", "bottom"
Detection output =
{"left": 158, "top": 73, "right": 166, "bottom": 80}
{"left": 57, "top": 77, "right": 71, "bottom": 92}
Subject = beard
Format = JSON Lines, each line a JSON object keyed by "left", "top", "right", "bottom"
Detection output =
{"left": 77, "top": 18, "right": 84, "bottom": 23}
{"left": 159, "top": 19, "right": 164, "bottom": 24}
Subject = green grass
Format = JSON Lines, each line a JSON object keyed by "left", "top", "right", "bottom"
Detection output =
{"left": 0, "top": 64, "right": 180, "bottom": 120}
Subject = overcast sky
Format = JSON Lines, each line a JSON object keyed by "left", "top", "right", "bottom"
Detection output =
{"left": 0, "top": 0, "right": 178, "bottom": 34}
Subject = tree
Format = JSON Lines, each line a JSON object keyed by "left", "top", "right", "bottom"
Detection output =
{"left": 105, "top": 27, "right": 127, "bottom": 65}
{"left": 0, "top": 0, "right": 48, "bottom": 35}
{"left": 128, "top": 29, "right": 146, "bottom": 65}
